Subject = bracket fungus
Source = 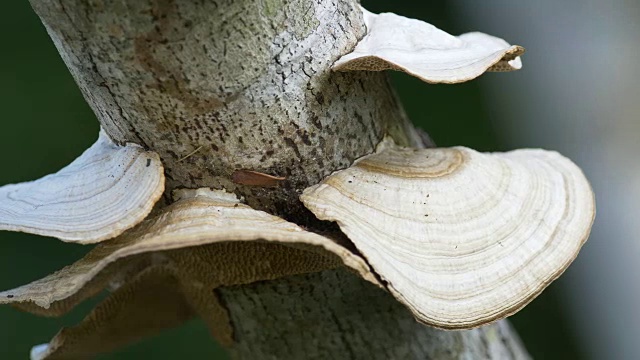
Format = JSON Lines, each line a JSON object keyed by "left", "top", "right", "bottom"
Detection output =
{"left": 0, "top": 130, "right": 164, "bottom": 243}
{"left": 334, "top": 6, "right": 524, "bottom": 83}
{"left": 1, "top": 189, "right": 376, "bottom": 358}
{"left": 1, "top": 1, "right": 594, "bottom": 358}
{"left": 301, "top": 142, "right": 595, "bottom": 328}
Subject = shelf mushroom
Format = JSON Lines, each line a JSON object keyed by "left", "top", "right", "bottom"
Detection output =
{"left": 1, "top": 188, "right": 376, "bottom": 359}
{"left": 334, "top": 6, "right": 524, "bottom": 83}
{"left": 301, "top": 142, "right": 595, "bottom": 328}
{"left": 0, "top": 2, "right": 593, "bottom": 358}
{"left": 0, "top": 130, "right": 165, "bottom": 243}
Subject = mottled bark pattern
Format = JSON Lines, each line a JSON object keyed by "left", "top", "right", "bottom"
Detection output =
{"left": 30, "top": 0, "right": 421, "bottom": 221}
{"left": 221, "top": 269, "right": 530, "bottom": 360}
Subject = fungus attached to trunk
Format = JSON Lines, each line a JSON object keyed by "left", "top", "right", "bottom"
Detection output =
{"left": 1, "top": 189, "right": 376, "bottom": 359}
{"left": 301, "top": 142, "right": 595, "bottom": 328}
{"left": 1, "top": 1, "right": 592, "bottom": 358}
{"left": 334, "top": 6, "right": 524, "bottom": 83}
{"left": 0, "top": 130, "right": 164, "bottom": 243}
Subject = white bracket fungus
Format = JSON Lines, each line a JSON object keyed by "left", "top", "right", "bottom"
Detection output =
{"left": 334, "top": 6, "right": 524, "bottom": 83}
{"left": 301, "top": 144, "right": 595, "bottom": 329}
{"left": 1, "top": 188, "right": 378, "bottom": 359}
{"left": 0, "top": 188, "right": 375, "bottom": 311}
{"left": 0, "top": 130, "right": 165, "bottom": 243}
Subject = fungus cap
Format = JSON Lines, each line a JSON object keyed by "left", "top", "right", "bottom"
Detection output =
{"left": 0, "top": 130, "right": 165, "bottom": 243}
{"left": 301, "top": 144, "right": 595, "bottom": 328}
{"left": 334, "top": 6, "right": 524, "bottom": 83}
{"left": 0, "top": 188, "right": 375, "bottom": 311}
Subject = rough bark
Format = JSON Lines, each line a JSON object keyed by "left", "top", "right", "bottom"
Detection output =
{"left": 30, "top": 0, "right": 423, "bottom": 223}
{"left": 28, "top": 0, "right": 529, "bottom": 358}
{"left": 220, "top": 269, "right": 529, "bottom": 359}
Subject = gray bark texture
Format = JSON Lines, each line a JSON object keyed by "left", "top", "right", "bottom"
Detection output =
{"left": 30, "top": 0, "right": 423, "bottom": 224}
{"left": 28, "top": 0, "right": 530, "bottom": 358}
{"left": 220, "top": 269, "right": 530, "bottom": 359}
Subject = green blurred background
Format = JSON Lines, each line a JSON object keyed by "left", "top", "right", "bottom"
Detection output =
{"left": 0, "top": 2, "right": 583, "bottom": 359}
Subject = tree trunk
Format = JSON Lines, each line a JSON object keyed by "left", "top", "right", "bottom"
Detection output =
{"left": 29, "top": 0, "right": 424, "bottom": 224}
{"left": 220, "top": 269, "right": 529, "bottom": 359}
{"left": 28, "top": 0, "right": 530, "bottom": 358}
